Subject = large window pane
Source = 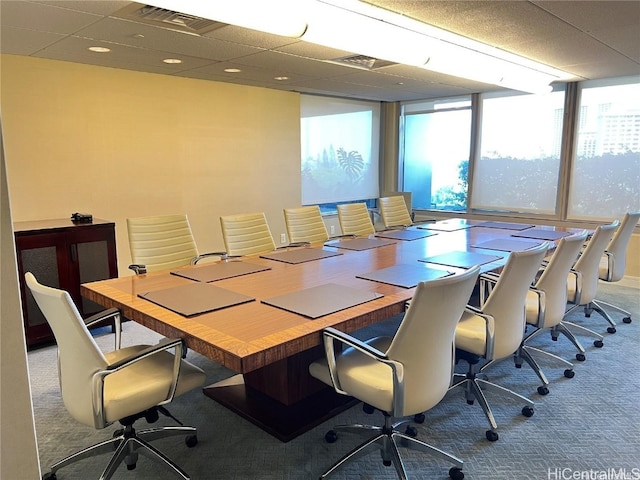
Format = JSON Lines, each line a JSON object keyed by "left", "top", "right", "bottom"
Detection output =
{"left": 568, "top": 78, "right": 640, "bottom": 220}
{"left": 401, "top": 98, "right": 471, "bottom": 210}
{"left": 472, "top": 90, "right": 565, "bottom": 214}
{"left": 300, "top": 95, "right": 380, "bottom": 206}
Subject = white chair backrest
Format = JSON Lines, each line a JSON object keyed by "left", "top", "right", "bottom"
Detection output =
{"left": 337, "top": 203, "right": 375, "bottom": 236}
{"left": 284, "top": 205, "right": 329, "bottom": 244}
{"left": 220, "top": 212, "right": 276, "bottom": 257}
{"left": 532, "top": 231, "right": 588, "bottom": 328}
{"left": 602, "top": 212, "right": 640, "bottom": 281}
{"left": 483, "top": 243, "right": 549, "bottom": 359}
{"left": 379, "top": 196, "right": 412, "bottom": 228}
{"left": 127, "top": 214, "right": 199, "bottom": 272}
{"left": 570, "top": 221, "right": 619, "bottom": 304}
{"left": 25, "top": 272, "right": 108, "bottom": 428}
{"left": 386, "top": 266, "right": 480, "bottom": 416}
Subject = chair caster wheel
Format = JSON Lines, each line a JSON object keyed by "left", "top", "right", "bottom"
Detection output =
{"left": 515, "top": 363, "right": 522, "bottom": 368}
{"left": 127, "top": 463, "right": 136, "bottom": 471}
{"left": 485, "top": 430, "right": 499, "bottom": 442}
{"left": 42, "top": 473, "right": 57, "bottom": 480}
{"left": 522, "top": 406, "right": 534, "bottom": 417}
{"left": 413, "top": 413, "right": 425, "bottom": 424}
{"left": 594, "top": 340, "right": 604, "bottom": 348}
{"left": 607, "top": 327, "right": 616, "bottom": 334}
{"left": 564, "top": 369, "right": 575, "bottom": 378}
{"left": 362, "top": 403, "right": 375, "bottom": 414}
{"left": 623, "top": 317, "right": 632, "bottom": 324}
{"left": 576, "top": 353, "right": 586, "bottom": 361}
{"left": 449, "top": 466, "right": 464, "bottom": 480}
{"left": 113, "top": 428, "right": 123, "bottom": 438}
{"left": 383, "top": 460, "right": 392, "bottom": 467}
{"left": 537, "top": 386, "right": 549, "bottom": 395}
{"left": 185, "top": 435, "right": 198, "bottom": 448}
{"left": 466, "top": 400, "right": 474, "bottom": 405}
{"left": 325, "top": 430, "right": 338, "bottom": 443}
{"left": 405, "top": 425, "right": 418, "bottom": 437}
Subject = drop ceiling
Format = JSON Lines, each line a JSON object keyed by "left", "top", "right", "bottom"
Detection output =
{"left": 1, "top": 0, "right": 639, "bottom": 101}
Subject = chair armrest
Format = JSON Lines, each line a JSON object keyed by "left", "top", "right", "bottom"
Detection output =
{"left": 91, "top": 338, "right": 185, "bottom": 428}
{"left": 321, "top": 327, "right": 405, "bottom": 415}
{"left": 84, "top": 308, "right": 122, "bottom": 349}
{"left": 527, "top": 287, "right": 545, "bottom": 328}
{"left": 322, "top": 328, "right": 387, "bottom": 395}
{"left": 192, "top": 251, "right": 228, "bottom": 264}
{"left": 600, "top": 251, "right": 614, "bottom": 281}
{"left": 479, "top": 272, "right": 500, "bottom": 307}
{"left": 462, "top": 307, "right": 496, "bottom": 360}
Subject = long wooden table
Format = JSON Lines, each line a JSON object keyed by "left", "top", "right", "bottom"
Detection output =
{"left": 81, "top": 220, "right": 570, "bottom": 441}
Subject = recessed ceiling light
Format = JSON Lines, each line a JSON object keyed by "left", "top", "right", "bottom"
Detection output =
{"left": 163, "top": 58, "right": 183, "bottom": 64}
{"left": 132, "top": 34, "right": 145, "bottom": 39}
{"left": 274, "top": 76, "right": 289, "bottom": 81}
{"left": 88, "top": 46, "right": 111, "bottom": 53}
{"left": 224, "top": 68, "right": 242, "bottom": 73}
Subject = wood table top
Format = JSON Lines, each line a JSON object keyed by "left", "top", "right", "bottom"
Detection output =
{"left": 81, "top": 221, "right": 581, "bottom": 374}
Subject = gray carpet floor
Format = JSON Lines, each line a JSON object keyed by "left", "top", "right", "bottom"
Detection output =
{"left": 28, "top": 281, "right": 640, "bottom": 480}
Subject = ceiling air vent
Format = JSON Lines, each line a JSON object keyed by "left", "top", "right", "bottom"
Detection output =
{"left": 112, "top": 3, "right": 226, "bottom": 35}
{"left": 328, "top": 55, "right": 398, "bottom": 71}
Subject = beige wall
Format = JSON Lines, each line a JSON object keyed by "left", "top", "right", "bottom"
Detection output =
{"left": 1, "top": 55, "right": 301, "bottom": 275}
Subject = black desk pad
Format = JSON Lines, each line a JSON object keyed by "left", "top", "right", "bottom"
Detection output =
{"left": 471, "top": 238, "right": 543, "bottom": 252}
{"left": 171, "top": 261, "right": 271, "bottom": 283}
{"left": 417, "top": 219, "right": 474, "bottom": 232}
{"left": 475, "top": 221, "right": 534, "bottom": 231}
{"left": 260, "top": 248, "right": 342, "bottom": 264}
{"left": 420, "top": 250, "right": 503, "bottom": 268}
{"left": 324, "top": 237, "right": 396, "bottom": 251}
{"left": 261, "top": 283, "right": 382, "bottom": 319}
{"left": 374, "top": 229, "right": 437, "bottom": 241}
{"left": 511, "top": 228, "right": 572, "bottom": 241}
{"left": 356, "top": 263, "right": 453, "bottom": 288}
{"left": 138, "top": 282, "right": 254, "bottom": 317}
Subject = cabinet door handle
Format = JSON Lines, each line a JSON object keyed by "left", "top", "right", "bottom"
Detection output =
{"left": 70, "top": 244, "right": 78, "bottom": 262}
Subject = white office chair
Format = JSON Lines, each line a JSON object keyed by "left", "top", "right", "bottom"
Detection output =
{"left": 309, "top": 266, "right": 480, "bottom": 480}
{"left": 593, "top": 211, "right": 640, "bottom": 331}
{"left": 512, "top": 231, "right": 588, "bottom": 395}
{"left": 26, "top": 272, "right": 206, "bottom": 480}
{"left": 336, "top": 202, "right": 375, "bottom": 237}
{"left": 562, "top": 221, "right": 619, "bottom": 346}
{"left": 219, "top": 211, "right": 276, "bottom": 257}
{"left": 283, "top": 205, "right": 329, "bottom": 244}
{"left": 127, "top": 214, "right": 225, "bottom": 273}
{"left": 447, "top": 243, "right": 548, "bottom": 442}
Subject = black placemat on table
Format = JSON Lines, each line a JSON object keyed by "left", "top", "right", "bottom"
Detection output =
{"left": 356, "top": 263, "right": 452, "bottom": 288}
{"left": 419, "top": 250, "right": 503, "bottom": 268}
{"left": 475, "top": 221, "right": 535, "bottom": 231}
{"left": 171, "top": 261, "right": 271, "bottom": 282}
{"left": 324, "top": 237, "right": 396, "bottom": 251}
{"left": 417, "top": 219, "right": 474, "bottom": 232}
{"left": 261, "top": 283, "right": 382, "bottom": 319}
{"left": 260, "top": 248, "right": 342, "bottom": 264}
{"left": 511, "top": 228, "right": 572, "bottom": 241}
{"left": 374, "top": 229, "right": 437, "bottom": 241}
{"left": 471, "top": 238, "right": 543, "bottom": 252}
{"left": 138, "top": 282, "right": 254, "bottom": 317}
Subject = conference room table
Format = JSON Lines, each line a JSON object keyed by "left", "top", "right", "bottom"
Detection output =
{"left": 81, "top": 219, "right": 580, "bottom": 442}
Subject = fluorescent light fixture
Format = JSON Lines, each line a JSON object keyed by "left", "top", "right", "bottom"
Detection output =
{"left": 142, "top": 0, "right": 571, "bottom": 94}
{"left": 141, "top": 0, "right": 307, "bottom": 37}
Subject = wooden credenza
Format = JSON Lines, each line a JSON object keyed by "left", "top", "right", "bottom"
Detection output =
{"left": 14, "top": 218, "right": 118, "bottom": 347}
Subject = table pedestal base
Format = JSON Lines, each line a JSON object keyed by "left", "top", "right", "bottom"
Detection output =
{"left": 203, "top": 374, "right": 358, "bottom": 442}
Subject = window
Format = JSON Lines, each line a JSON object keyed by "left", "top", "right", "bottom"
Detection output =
{"left": 400, "top": 97, "right": 471, "bottom": 211}
{"left": 300, "top": 95, "right": 380, "bottom": 207}
{"left": 471, "top": 89, "right": 566, "bottom": 214}
{"left": 568, "top": 77, "right": 640, "bottom": 220}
